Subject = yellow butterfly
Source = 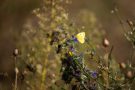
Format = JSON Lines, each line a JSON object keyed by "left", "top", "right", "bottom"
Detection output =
{"left": 76, "top": 32, "right": 85, "bottom": 44}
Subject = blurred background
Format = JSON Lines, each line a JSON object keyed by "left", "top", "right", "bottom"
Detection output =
{"left": 0, "top": 0, "right": 135, "bottom": 89}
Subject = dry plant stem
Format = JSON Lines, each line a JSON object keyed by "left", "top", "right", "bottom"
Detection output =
{"left": 14, "top": 57, "right": 18, "bottom": 90}
{"left": 127, "top": 20, "right": 135, "bottom": 63}
{"left": 127, "top": 20, "right": 134, "bottom": 31}
{"left": 40, "top": 47, "right": 49, "bottom": 90}
{"left": 15, "top": 71, "right": 18, "bottom": 90}
{"left": 41, "top": 59, "right": 47, "bottom": 90}
{"left": 107, "top": 46, "right": 113, "bottom": 90}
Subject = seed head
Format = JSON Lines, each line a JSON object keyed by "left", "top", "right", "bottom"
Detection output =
{"left": 119, "top": 62, "right": 126, "bottom": 69}
{"left": 13, "top": 48, "right": 19, "bottom": 56}
{"left": 126, "top": 71, "right": 133, "bottom": 78}
{"left": 103, "top": 38, "right": 110, "bottom": 47}
{"left": 15, "top": 67, "right": 19, "bottom": 74}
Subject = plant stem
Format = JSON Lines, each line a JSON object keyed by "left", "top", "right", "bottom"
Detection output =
{"left": 41, "top": 58, "right": 48, "bottom": 90}
{"left": 14, "top": 57, "right": 18, "bottom": 90}
{"left": 73, "top": 59, "right": 111, "bottom": 90}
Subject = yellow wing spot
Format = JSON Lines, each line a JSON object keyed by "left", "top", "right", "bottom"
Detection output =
{"left": 76, "top": 32, "right": 85, "bottom": 44}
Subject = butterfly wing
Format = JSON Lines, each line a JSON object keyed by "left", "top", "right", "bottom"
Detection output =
{"left": 76, "top": 32, "right": 85, "bottom": 43}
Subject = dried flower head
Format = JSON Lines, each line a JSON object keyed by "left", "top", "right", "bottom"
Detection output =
{"left": 13, "top": 48, "right": 19, "bottom": 56}
{"left": 126, "top": 71, "right": 133, "bottom": 79}
{"left": 119, "top": 62, "right": 126, "bottom": 69}
{"left": 103, "top": 38, "right": 110, "bottom": 47}
{"left": 15, "top": 67, "right": 19, "bottom": 74}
